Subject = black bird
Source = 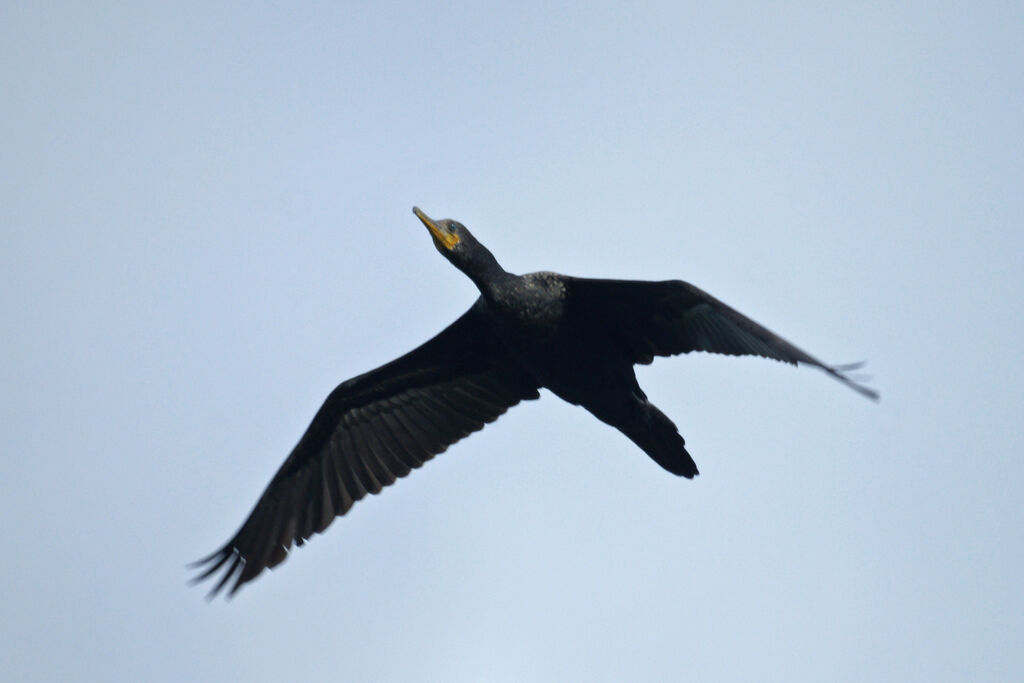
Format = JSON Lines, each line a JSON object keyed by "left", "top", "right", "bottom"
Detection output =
{"left": 192, "top": 207, "right": 877, "bottom": 597}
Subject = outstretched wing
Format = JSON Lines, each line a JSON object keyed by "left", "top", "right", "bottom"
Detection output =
{"left": 564, "top": 277, "right": 878, "bottom": 400}
{"left": 191, "top": 301, "right": 540, "bottom": 597}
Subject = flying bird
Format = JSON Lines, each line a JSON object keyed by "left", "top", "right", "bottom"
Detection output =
{"left": 192, "top": 207, "right": 877, "bottom": 597}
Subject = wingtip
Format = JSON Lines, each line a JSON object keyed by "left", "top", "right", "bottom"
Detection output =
{"left": 186, "top": 549, "right": 222, "bottom": 570}
{"left": 188, "top": 545, "right": 246, "bottom": 600}
{"left": 853, "top": 383, "right": 881, "bottom": 402}
{"left": 825, "top": 361, "right": 880, "bottom": 402}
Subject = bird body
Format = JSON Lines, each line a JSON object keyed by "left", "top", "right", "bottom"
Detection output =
{"left": 192, "top": 207, "right": 876, "bottom": 597}
{"left": 481, "top": 273, "right": 685, "bottom": 464}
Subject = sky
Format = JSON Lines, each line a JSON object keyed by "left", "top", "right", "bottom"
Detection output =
{"left": 2, "top": 2, "right": 1022, "bottom": 681}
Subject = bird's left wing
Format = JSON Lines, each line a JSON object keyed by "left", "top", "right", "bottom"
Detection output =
{"left": 191, "top": 301, "right": 539, "bottom": 597}
{"left": 564, "top": 277, "right": 878, "bottom": 400}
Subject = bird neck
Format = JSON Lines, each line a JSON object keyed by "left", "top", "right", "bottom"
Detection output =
{"left": 461, "top": 248, "right": 514, "bottom": 297}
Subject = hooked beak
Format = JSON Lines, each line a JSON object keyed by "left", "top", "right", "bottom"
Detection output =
{"left": 413, "top": 206, "right": 459, "bottom": 251}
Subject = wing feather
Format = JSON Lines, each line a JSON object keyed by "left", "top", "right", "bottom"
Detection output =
{"left": 191, "top": 303, "right": 539, "bottom": 597}
{"left": 565, "top": 277, "right": 878, "bottom": 400}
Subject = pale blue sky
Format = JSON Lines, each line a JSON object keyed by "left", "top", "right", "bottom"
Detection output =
{"left": 2, "top": 2, "right": 1022, "bottom": 681}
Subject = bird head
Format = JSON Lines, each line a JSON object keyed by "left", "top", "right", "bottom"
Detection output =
{"left": 412, "top": 206, "right": 479, "bottom": 266}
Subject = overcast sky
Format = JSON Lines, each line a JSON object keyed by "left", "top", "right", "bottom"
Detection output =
{"left": 2, "top": 2, "right": 1022, "bottom": 681}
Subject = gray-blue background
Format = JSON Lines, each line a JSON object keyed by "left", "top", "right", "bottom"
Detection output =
{"left": 3, "top": 2, "right": 1021, "bottom": 681}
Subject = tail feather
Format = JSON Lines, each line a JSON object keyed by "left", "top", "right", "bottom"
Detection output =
{"left": 621, "top": 404, "right": 698, "bottom": 478}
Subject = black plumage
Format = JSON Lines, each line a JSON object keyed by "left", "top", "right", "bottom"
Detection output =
{"left": 191, "top": 207, "right": 877, "bottom": 597}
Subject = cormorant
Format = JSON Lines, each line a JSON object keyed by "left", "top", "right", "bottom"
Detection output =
{"left": 191, "top": 207, "right": 877, "bottom": 597}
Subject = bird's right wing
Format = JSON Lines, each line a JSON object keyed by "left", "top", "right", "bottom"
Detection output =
{"left": 564, "top": 277, "right": 878, "bottom": 400}
{"left": 191, "top": 301, "right": 540, "bottom": 597}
